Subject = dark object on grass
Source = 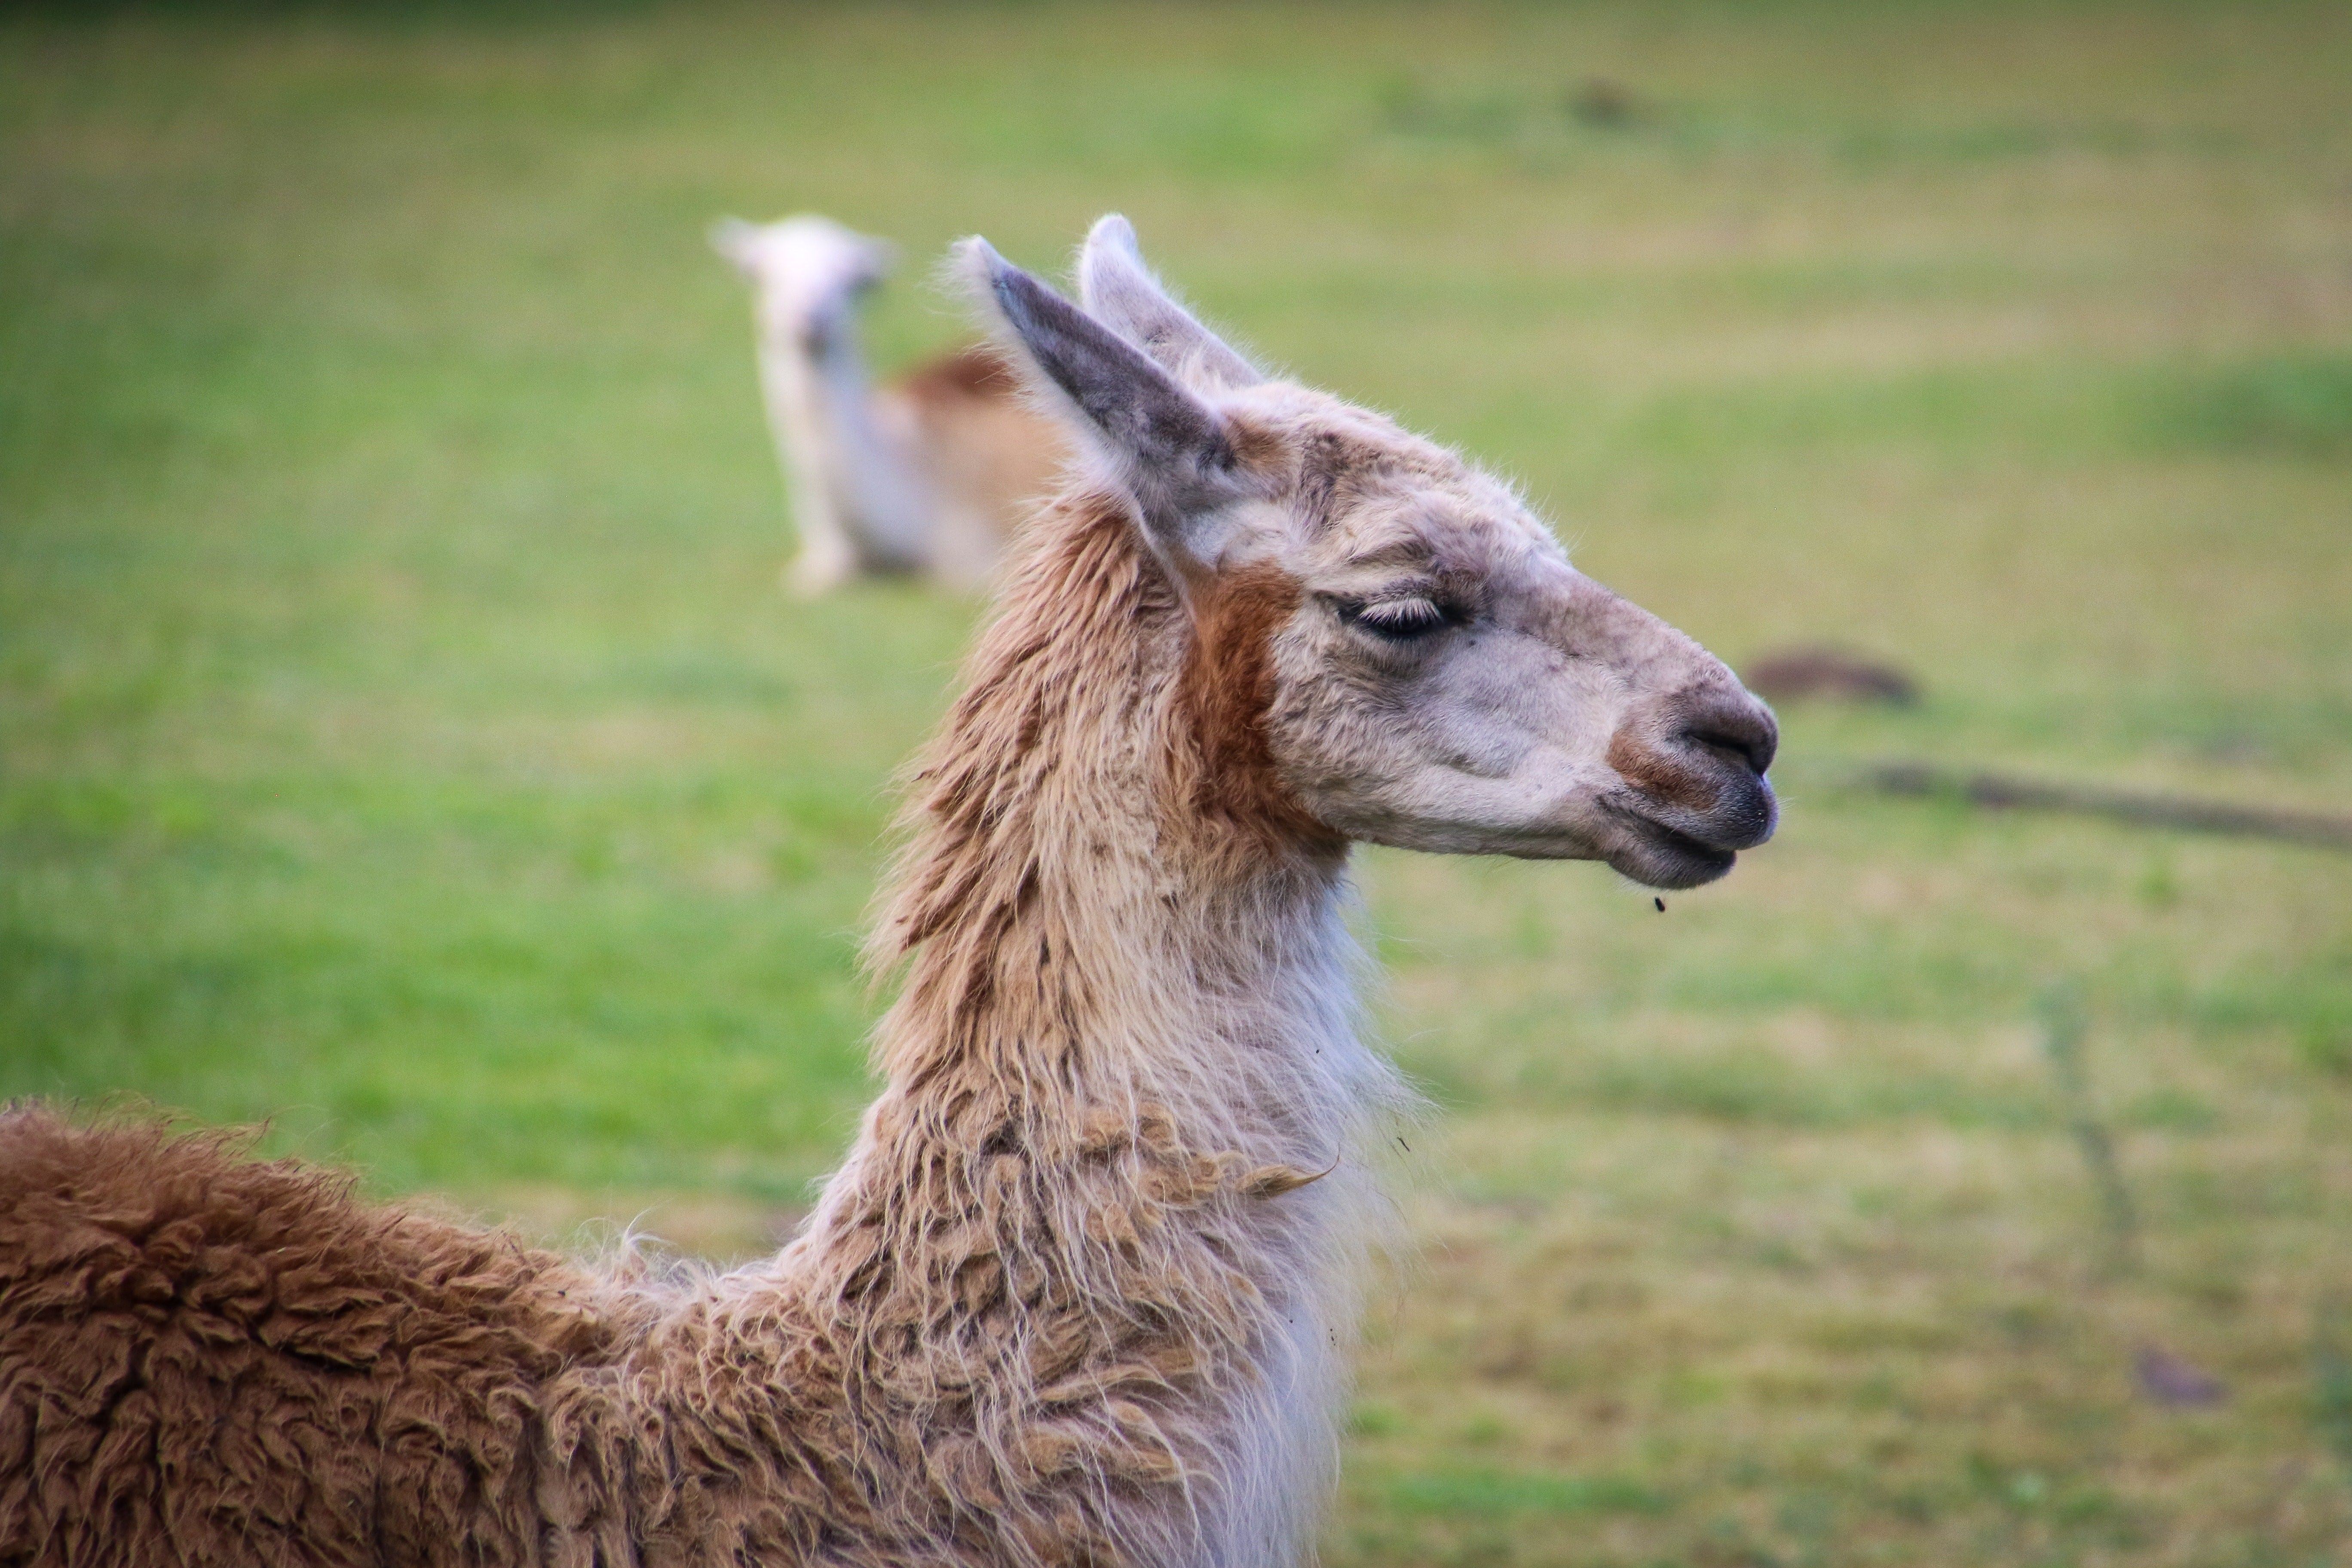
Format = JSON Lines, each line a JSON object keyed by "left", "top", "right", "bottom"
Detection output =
{"left": 2040, "top": 983, "right": 2140, "bottom": 1276}
{"left": 1866, "top": 763, "right": 2352, "bottom": 851}
{"left": 2317, "top": 1296, "right": 2352, "bottom": 1476}
{"left": 2135, "top": 1344, "right": 2227, "bottom": 1408}
{"left": 1743, "top": 646, "right": 1919, "bottom": 706}
{"left": 1568, "top": 77, "right": 1639, "bottom": 128}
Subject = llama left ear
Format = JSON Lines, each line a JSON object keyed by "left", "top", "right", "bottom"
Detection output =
{"left": 1078, "top": 215, "right": 1262, "bottom": 394}
{"left": 956, "top": 237, "right": 1255, "bottom": 569}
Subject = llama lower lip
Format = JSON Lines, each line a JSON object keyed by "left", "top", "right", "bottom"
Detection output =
{"left": 1608, "top": 809, "right": 1739, "bottom": 889}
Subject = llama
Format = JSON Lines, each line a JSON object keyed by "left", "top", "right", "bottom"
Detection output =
{"left": 0, "top": 216, "right": 1778, "bottom": 1568}
{"left": 713, "top": 214, "right": 1066, "bottom": 594}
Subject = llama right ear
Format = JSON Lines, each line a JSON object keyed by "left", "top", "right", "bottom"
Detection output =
{"left": 957, "top": 237, "right": 1254, "bottom": 568}
{"left": 1078, "top": 215, "right": 1262, "bottom": 394}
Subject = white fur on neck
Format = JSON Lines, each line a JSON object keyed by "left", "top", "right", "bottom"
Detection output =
{"left": 1170, "top": 878, "right": 1399, "bottom": 1568}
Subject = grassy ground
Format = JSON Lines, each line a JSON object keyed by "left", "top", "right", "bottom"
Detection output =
{"left": 5, "top": 3, "right": 2351, "bottom": 1562}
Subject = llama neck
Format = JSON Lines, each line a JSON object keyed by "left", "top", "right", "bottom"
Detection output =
{"left": 776, "top": 495, "right": 1398, "bottom": 1567}
{"left": 756, "top": 295, "right": 931, "bottom": 572}
{"left": 870, "top": 493, "right": 1367, "bottom": 1153}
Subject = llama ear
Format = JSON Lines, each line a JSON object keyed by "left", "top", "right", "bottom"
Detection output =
{"left": 1078, "top": 215, "right": 1262, "bottom": 394}
{"left": 710, "top": 217, "right": 763, "bottom": 277}
{"left": 956, "top": 236, "right": 1254, "bottom": 567}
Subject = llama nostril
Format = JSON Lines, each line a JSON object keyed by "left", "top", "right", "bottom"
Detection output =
{"left": 1679, "top": 700, "right": 1778, "bottom": 778}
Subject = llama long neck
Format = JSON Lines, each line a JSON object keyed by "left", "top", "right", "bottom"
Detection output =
{"left": 766, "top": 493, "right": 1402, "bottom": 1567}
{"left": 756, "top": 291, "right": 931, "bottom": 573}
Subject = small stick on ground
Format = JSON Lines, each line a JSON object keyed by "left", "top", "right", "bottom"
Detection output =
{"left": 1863, "top": 763, "right": 2352, "bottom": 851}
{"left": 2317, "top": 1295, "right": 2352, "bottom": 1485}
{"left": 2040, "top": 983, "right": 2140, "bottom": 1277}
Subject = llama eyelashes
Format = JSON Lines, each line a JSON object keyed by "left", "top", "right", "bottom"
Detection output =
{"left": 1334, "top": 595, "right": 1457, "bottom": 641}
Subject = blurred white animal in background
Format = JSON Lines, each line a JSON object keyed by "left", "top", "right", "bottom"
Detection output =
{"left": 713, "top": 214, "right": 1065, "bottom": 594}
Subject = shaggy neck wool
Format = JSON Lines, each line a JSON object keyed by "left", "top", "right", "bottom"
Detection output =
{"left": 732, "top": 491, "right": 1406, "bottom": 1568}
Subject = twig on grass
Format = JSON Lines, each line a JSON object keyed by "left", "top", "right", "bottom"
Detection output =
{"left": 2038, "top": 983, "right": 2140, "bottom": 1277}
{"left": 2317, "top": 1295, "right": 2352, "bottom": 1482}
{"left": 1862, "top": 763, "right": 2352, "bottom": 851}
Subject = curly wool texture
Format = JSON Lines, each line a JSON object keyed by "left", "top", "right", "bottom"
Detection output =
{"left": 0, "top": 487, "right": 1405, "bottom": 1568}
{"left": 0, "top": 1114, "right": 637, "bottom": 1565}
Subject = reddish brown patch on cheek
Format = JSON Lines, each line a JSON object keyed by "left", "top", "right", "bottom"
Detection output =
{"left": 1607, "top": 726, "right": 1718, "bottom": 811}
{"left": 1178, "top": 563, "right": 1345, "bottom": 852}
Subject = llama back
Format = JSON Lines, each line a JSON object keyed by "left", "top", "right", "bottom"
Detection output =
{"left": 0, "top": 1110, "right": 631, "bottom": 1567}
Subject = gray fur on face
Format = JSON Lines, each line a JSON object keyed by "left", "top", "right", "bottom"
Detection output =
{"left": 961, "top": 220, "right": 1777, "bottom": 888}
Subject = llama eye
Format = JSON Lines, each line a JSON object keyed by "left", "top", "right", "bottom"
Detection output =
{"left": 1341, "top": 597, "right": 1452, "bottom": 642}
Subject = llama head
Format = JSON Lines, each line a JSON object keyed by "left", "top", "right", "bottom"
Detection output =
{"left": 959, "top": 217, "right": 1776, "bottom": 890}
{"left": 712, "top": 214, "right": 896, "bottom": 350}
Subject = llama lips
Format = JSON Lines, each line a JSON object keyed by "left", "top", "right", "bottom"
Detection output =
{"left": 1605, "top": 808, "right": 1743, "bottom": 889}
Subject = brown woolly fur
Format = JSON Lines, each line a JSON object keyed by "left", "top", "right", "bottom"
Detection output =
{"left": 0, "top": 1110, "right": 637, "bottom": 1567}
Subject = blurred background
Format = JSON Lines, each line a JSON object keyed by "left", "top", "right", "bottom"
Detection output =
{"left": 4, "top": 3, "right": 2349, "bottom": 1562}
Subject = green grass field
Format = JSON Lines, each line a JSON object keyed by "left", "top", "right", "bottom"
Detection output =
{"left": 4, "top": 4, "right": 2350, "bottom": 1562}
